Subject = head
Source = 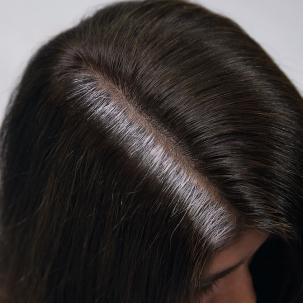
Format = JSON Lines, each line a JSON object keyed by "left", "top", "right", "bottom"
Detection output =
{"left": 0, "top": 0, "right": 303, "bottom": 302}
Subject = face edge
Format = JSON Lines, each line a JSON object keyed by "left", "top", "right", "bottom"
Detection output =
{"left": 204, "top": 228, "right": 270, "bottom": 276}
{"left": 193, "top": 228, "right": 271, "bottom": 302}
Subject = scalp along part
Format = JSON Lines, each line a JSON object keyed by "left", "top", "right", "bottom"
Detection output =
{"left": 0, "top": 0, "right": 303, "bottom": 303}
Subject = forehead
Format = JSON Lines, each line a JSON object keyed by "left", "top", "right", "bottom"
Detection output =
{"left": 204, "top": 229, "right": 269, "bottom": 275}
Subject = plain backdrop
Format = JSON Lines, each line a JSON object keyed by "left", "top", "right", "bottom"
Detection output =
{"left": 1, "top": 0, "right": 302, "bottom": 124}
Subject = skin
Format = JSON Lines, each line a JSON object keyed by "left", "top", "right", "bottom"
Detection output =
{"left": 197, "top": 229, "right": 269, "bottom": 303}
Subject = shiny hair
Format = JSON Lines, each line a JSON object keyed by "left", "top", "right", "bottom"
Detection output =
{"left": 0, "top": 0, "right": 302, "bottom": 302}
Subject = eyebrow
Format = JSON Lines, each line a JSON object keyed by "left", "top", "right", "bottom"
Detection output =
{"left": 196, "top": 234, "right": 271, "bottom": 290}
{"left": 197, "top": 258, "right": 246, "bottom": 288}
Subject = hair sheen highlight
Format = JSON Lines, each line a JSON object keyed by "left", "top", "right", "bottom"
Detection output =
{"left": 0, "top": 0, "right": 303, "bottom": 302}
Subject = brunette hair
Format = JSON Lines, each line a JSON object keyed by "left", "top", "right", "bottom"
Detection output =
{"left": 0, "top": 0, "right": 302, "bottom": 302}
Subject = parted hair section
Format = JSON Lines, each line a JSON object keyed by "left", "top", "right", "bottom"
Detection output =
{"left": 0, "top": 0, "right": 303, "bottom": 302}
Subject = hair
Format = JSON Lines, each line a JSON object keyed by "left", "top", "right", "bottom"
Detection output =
{"left": 0, "top": 0, "right": 302, "bottom": 302}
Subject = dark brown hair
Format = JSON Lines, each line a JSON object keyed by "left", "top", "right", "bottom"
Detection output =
{"left": 0, "top": 0, "right": 302, "bottom": 302}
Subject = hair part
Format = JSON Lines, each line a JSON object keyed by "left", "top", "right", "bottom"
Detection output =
{"left": 0, "top": 0, "right": 303, "bottom": 302}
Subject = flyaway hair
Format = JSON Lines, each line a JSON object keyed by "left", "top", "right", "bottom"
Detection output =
{"left": 0, "top": 0, "right": 302, "bottom": 302}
